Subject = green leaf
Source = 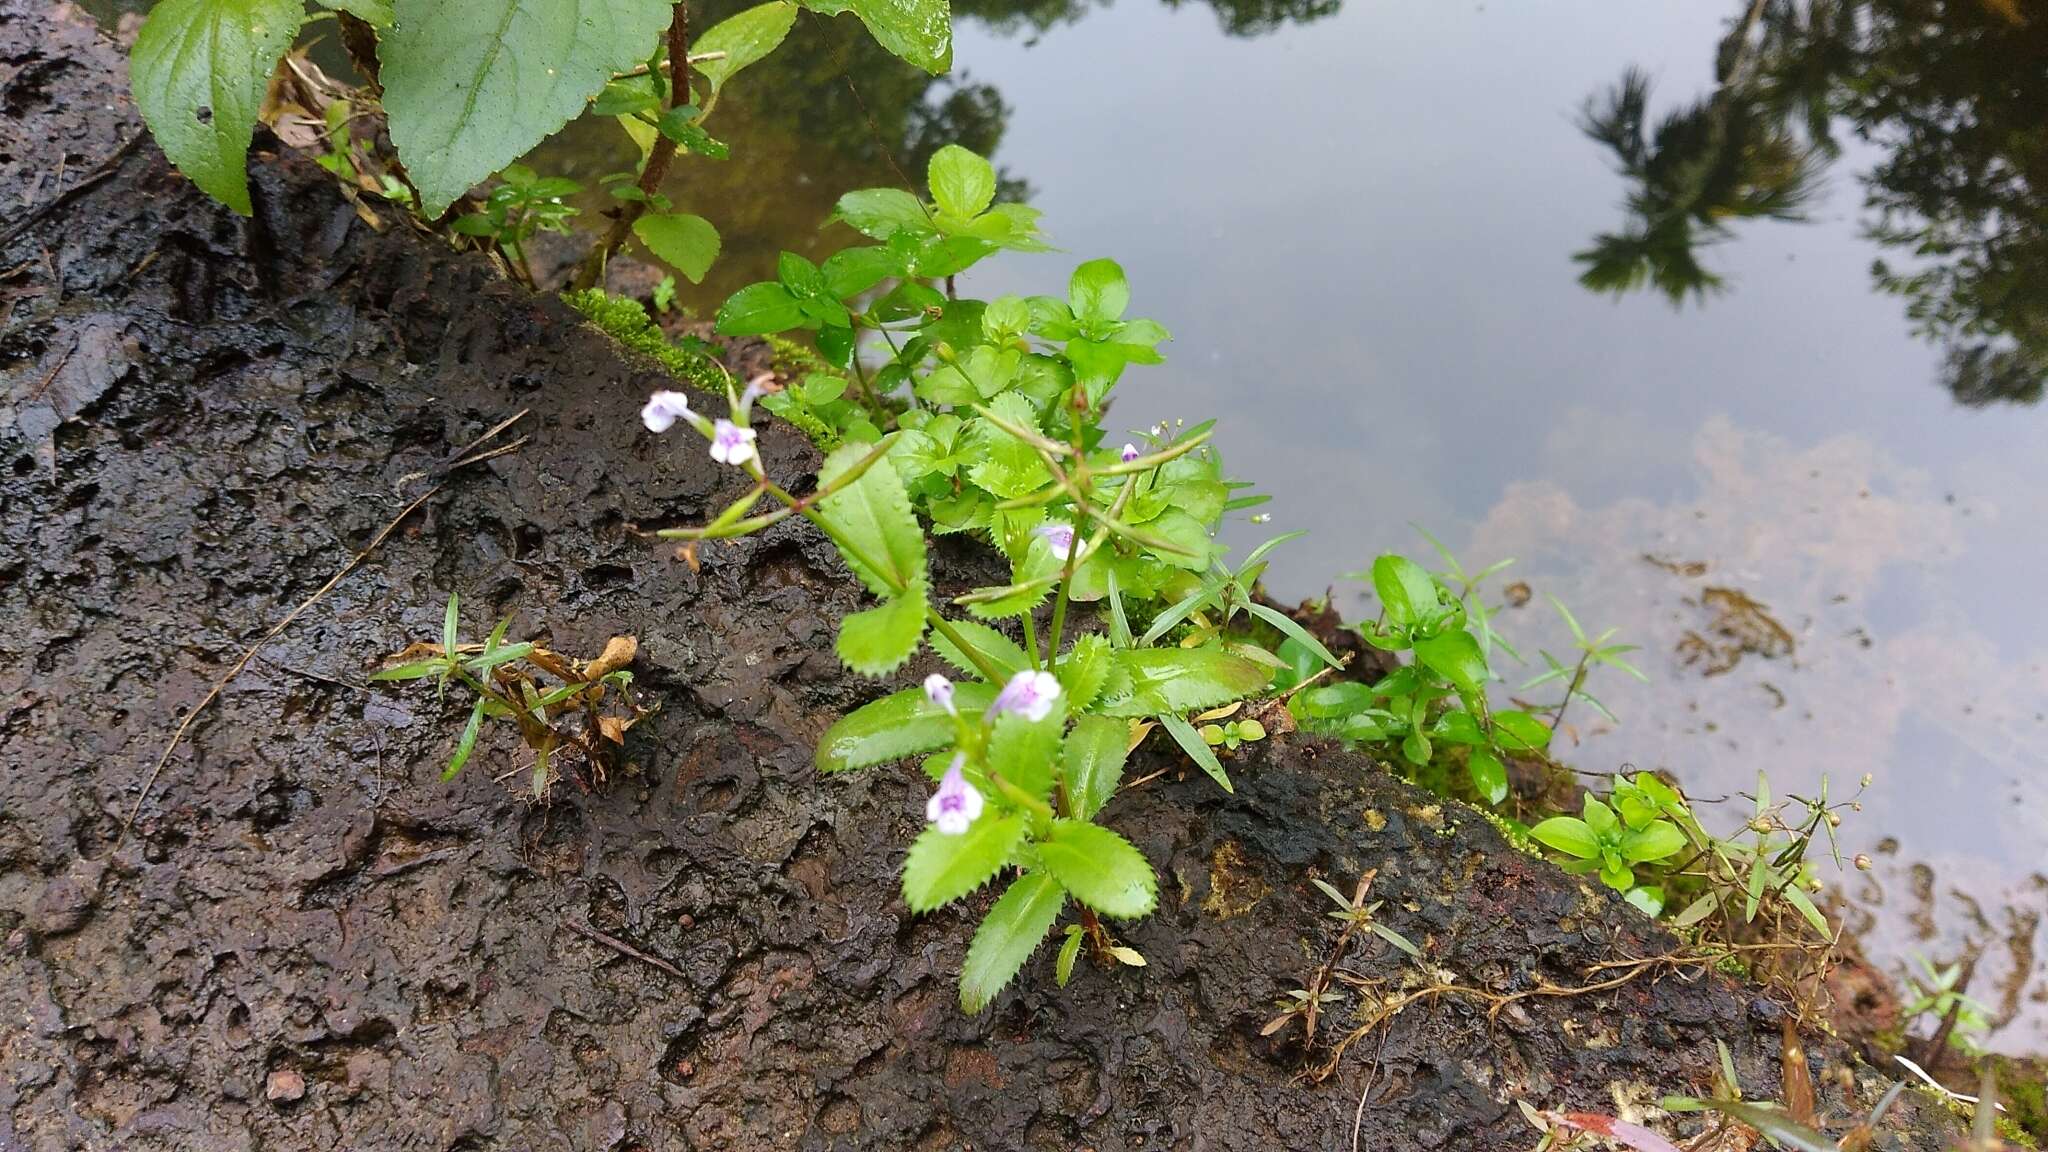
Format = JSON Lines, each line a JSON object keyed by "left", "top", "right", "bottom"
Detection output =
{"left": 846, "top": 0, "right": 952, "bottom": 74}
{"left": 1492, "top": 710, "right": 1552, "bottom": 752}
{"left": 442, "top": 592, "right": 461, "bottom": 655}
{"left": 960, "top": 871, "right": 1064, "bottom": 1013}
{"left": 1529, "top": 816, "right": 1600, "bottom": 860}
{"left": 1619, "top": 819, "right": 1686, "bottom": 863}
{"left": 902, "top": 815, "right": 1026, "bottom": 913}
{"left": 1158, "top": 711, "right": 1230, "bottom": 793}
{"left": 928, "top": 620, "right": 1027, "bottom": 680}
{"left": 1780, "top": 882, "right": 1833, "bottom": 938}
{"left": 1371, "top": 555, "right": 1441, "bottom": 629}
{"left": 816, "top": 442, "right": 928, "bottom": 597}
{"left": 1056, "top": 634, "right": 1112, "bottom": 712}
{"left": 1054, "top": 927, "right": 1083, "bottom": 988}
{"left": 821, "top": 245, "right": 902, "bottom": 298}
{"left": 1242, "top": 602, "right": 1343, "bottom": 671}
{"left": 369, "top": 659, "right": 446, "bottom": 682}
{"left": 1468, "top": 747, "right": 1508, "bottom": 806}
{"left": 832, "top": 187, "right": 932, "bottom": 240}
{"left": 1036, "top": 820, "right": 1156, "bottom": 919}
{"left": 836, "top": 587, "right": 929, "bottom": 675}
{"left": 442, "top": 697, "right": 488, "bottom": 781}
{"left": 633, "top": 213, "right": 721, "bottom": 284}
{"left": 716, "top": 281, "right": 806, "bottom": 335}
{"left": 1061, "top": 714, "right": 1127, "bottom": 821}
{"left": 1068, "top": 258, "right": 1130, "bottom": 326}
{"left": 1094, "top": 648, "right": 1272, "bottom": 718}
{"left": 816, "top": 682, "right": 996, "bottom": 772}
{"left": 319, "top": 0, "right": 393, "bottom": 25}
{"left": 131, "top": 0, "right": 304, "bottom": 215}
{"left": 691, "top": 1, "right": 797, "bottom": 95}
{"left": 928, "top": 144, "right": 995, "bottom": 219}
{"left": 381, "top": 0, "right": 675, "bottom": 215}
{"left": 986, "top": 706, "right": 1064, "bottom": 803}
{"left": 1414, "top": 629, "right": 1488, "bottom": 699}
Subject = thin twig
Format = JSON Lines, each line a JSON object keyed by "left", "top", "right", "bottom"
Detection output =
{"left": 563, "top": 918, "right": 688, "bottom": 981}
{"left": 0, "top": 133, "right": 145, "bottom": 250}
{"left": 572, "top": 4, "right": 690, "bottom": 289}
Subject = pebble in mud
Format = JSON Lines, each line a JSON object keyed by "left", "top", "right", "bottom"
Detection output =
{"left": 264, "top": 1068, "right": 306, "bottom": 1104}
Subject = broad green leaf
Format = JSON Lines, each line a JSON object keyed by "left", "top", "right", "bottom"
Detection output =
{"left": 1159, "top": 711, "right": 1230, "bottom": 792}
{"left": 1056, "top": 634, "right": 1113, "bottom": 712}
{"left": 821, "top": 245, "right": 902, "bottom": 298}
{"left": 846, "top": 0, "right": 952, "bottom": 74}
{"left": 442, "top": 697, "right": 488, "bottom": 780}
{"left": 1068, "top": 258, "right": 1129, "bottom": 326}
{"left": 1414, "top": 629, "right": 1488, "bottom": 698}
{"left": 928, "top": 144, "right": 995, "bottom": 219}
{"left": 986, "top": 706, "right": 1064, "bottom": 803}
{"left": 1493, "top": 709, "right": 1552, "bottom": 752}
{"left": 1582, "top": 795, "right": 1620, "bottom": 837}
{"left": 1061, "top": 715, "right": 1126, "bottom": 821}
{"left": 716, "top": 281, "right": 806, "bottom": 335}
{"left": 1468, "top": 747, "right": 1508, "bottom": 806}
{"left": 902, "top": 815, "right": 1026, "bottom": 912}
{"left": 1529, "top": 816, "right": 1599, "bottom": 859}
{"left": 832, "top": 187, "right": 932, "bottom": 239}
{"left": 692, "top": 1, "right": 797, "bottom": 95}
{"left": 319, "top": 0, "right": 393, "bottom": 25}
{"left": 928, "top": 620, "right": 1027, "bottom": 680}
{"left": 836, "top": 587, "right": 928, "bottom": 675}
{"left": 1055, "top": 927, "right": 1083, "bottom": 987}
{"left": 381, "top": 0, "right": 675, "bottom": 215}
{"left": 131, "top": 0, "right": 304, "bottom": 215}
{"left": 817, "top": 442, "right": 928, "bottom": 597}
{"left": 1141, "top": 510, "right": 1214, "bottom": 570}
{"left": 1036, "top": 820, "right": 1156, "bottom": 919}
{"left": 960, "top": 871, "right": 1064, "bottom": 1013}
{"left": 1619, "top": 819, "right": 1686, "bottom": 863}
{"left": 1371, "top": 554, "right": 1440, "bottom": 629}
{"left": 816, "top": 682, "right": 996, "bottom": 772}
{"left": 633, "top": 213, "right": 721, "bottom": 284}
{"left": 1094, "top": 648, "right": 1272, "bottom": 718}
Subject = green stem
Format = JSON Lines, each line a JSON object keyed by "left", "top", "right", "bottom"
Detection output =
{"left": 928, "top": 610, "right": 1010, "bottom": 685}
{"left": 1022, "top": 610, "right": 1042, "bottom": 671}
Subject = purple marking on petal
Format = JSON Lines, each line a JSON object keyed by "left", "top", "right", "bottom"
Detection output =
{"left": 1120, "top": 443, "right": 1140, "bottom": 463}
{"left": 709, "top": 419, "right": 758, "bottom": 466}
{"left": 641, "top": 390, "right": 692, "bottom": 433}
{"left": 926, "top": 755, "right": 983, "bottom": 835}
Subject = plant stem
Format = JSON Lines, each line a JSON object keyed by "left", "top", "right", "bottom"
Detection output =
{"left": 1022, "top": 610, "right": 1042, "bottom": 670}
{"left": 1548, "top": 649, "right": 1594, "bottom": 734}
{"left": 571, "top": 2, "right": 690, "bottom": 290}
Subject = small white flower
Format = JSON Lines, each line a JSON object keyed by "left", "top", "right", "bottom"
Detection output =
{"left": 1035, "top": 522, "right": 1081, "bottom": 562}
{"left": 709, "top": 419, "right": 758, "bottom": 466}
{"left": 924, "top": 673, "right": 956, "bottom": 715}
{"left": 926, "top": 754, "right": 984, "bottom": 835}
{"left": 1120, "top": 443, "right": 1141, "bottom": 463}
{"left": 641, "top": 390, "right": 692, "bottom": 433}
{"left": 991, "top": 669, "right": 1062, "bottom": 722}
{"left": 738, "top": 372, "right": 774, "bottom": 418}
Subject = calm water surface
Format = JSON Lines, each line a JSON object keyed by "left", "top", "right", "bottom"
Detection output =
{"left": 281, "top": 0, "right": 2048, "bottom": 1049}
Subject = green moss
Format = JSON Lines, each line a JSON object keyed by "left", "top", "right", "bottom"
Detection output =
{"left": 1996, "top": 1060, "right": 2047, "bottom": 1144}
{"left": 562, "top": 288, "right": 728, "bottom": 393}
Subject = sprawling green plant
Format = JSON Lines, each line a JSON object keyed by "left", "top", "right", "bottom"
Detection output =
{"left": 130, "top": 0, "right": 952, "bottom": 286}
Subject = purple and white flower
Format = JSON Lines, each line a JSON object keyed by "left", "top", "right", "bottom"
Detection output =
{"left": 926, "top": 754, "right": 984, "bottom": 835}
{"left": 1035, "top": 522, "right": 1082, "bottom": 562}
{"left": 641, "top": 390, "right": 693, "bottom": 433}
{"left": 709, "top": 419, "right": 758, "bottom": 467}
{"left": 1120, "top": 443, "right": 1140, "bottom": 463}
{"left": 990, "top": 669, "right": 1062, "bottom": 723}
{"left": 924, "top": 673, "right": 956, "bottom": 715}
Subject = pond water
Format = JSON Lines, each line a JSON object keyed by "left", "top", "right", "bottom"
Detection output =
{"left": 532, "top": 0, "right": 2048, "bottom": 1050}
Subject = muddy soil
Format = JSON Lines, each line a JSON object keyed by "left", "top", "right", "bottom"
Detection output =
{"left": 0, "top": 6, "right": 1970, "bottom": 1149}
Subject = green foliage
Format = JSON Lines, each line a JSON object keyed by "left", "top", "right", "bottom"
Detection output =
{"left": 560, "top": 288, "right": 728, "bottom": 392}
{"left": 449, "top": 164, "right": 582, "bottom": 276}
{"left": 130, "top": 0, "right": 303, "bottom": 214}
{"left": 633, "top": 214, "right": 722, "bottom": 284}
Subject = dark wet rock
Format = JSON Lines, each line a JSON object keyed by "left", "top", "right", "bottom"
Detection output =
{"left": 0, "top": 4, "right": 1969, "bottom": 1150}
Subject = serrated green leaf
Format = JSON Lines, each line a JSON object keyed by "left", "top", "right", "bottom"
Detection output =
{"left": 836, "top": 587, "right": 928, "bottom": 675}
{"left": 131, "top": 0, "right": 304, "bottom": 215}
{"left": 1035, "top": 820, "right": 1155, "bottom": 919}
{"left": 443, "top": 697, "right": 488, "bottom": 781}
{"left": 816, "top": 442, "right": 928, "bottom": 597}
{"left": 846, "top": 0, "right": 952, "bottom": 74}
{"left": 382, "top": 0, "right": 674, "bottom": 215}
{"left": 816, "top": 682, "right": 996, "bottom": 772}
{"left": 928, "top": 144, "right": 995, "bottom": 218}
{"left": 986, "top": 706, "right": 1064, "bottom": 803}
{"left": 960, "top": 871, "right": 1064, "bottom": 1013}
{"left": 692, "top": 0, "right": 797, "bottom": 95}
{"left": 633, "top": 212, "right": 721, "bottom": 284}
{"left": 902, "top": 815, "right": 1026, "bottom": 913}
{"left": 928, "top": 620, "right": 1027, "bottom": 680}
{"left": 1158, "top": 711, "right": 1230, "bottom": 792}
{"left": 1094, "top": 648, "right": 1271, "bottom": 718}
{"left": 1061, "top": 714, "right": 1126, "bottom": 821}
{"left": 1056, "top": 634, "right": 1112, "bottom": 712}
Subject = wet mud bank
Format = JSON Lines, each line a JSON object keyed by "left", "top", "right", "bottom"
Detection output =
{"left": 0, "top": 5, "right": 1971, "bottom": 1148}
